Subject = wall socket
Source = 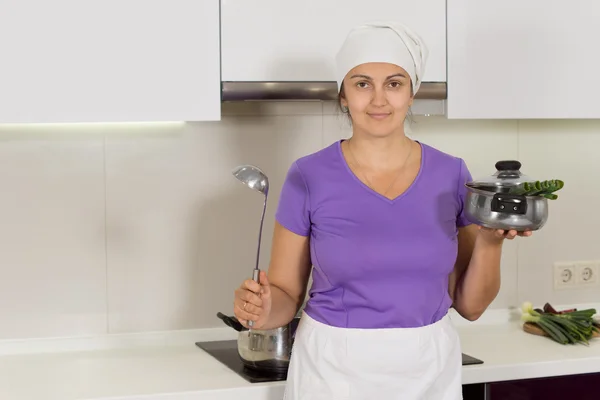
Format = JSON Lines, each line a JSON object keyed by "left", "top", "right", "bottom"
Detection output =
{"left": 576, "top": 261, "right": 598, "bottom": 286}
{"left": 554, "top": 261, "right": 599, "bottom": 290}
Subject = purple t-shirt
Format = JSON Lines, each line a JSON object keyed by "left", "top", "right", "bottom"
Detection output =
{"left": 275, "top": 140, "right": 473, "bottom": 329}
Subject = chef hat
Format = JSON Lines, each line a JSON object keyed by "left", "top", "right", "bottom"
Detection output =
{"left": 335, "top": 22, "right": 429, "bottom": 95}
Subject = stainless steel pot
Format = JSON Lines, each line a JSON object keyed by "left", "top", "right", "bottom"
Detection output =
{"left": 464, "top": 160, "right": 549, "bottom": 231}
{"left": 217, "top": 312, "right": 300, "bottom": 373}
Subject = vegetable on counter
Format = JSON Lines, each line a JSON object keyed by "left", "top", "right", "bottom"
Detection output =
{"left": 509, "top": 179, "right": 564, "bottom": 200}
{"left": 521, "top": 301, "right": 599, "bottom": 345}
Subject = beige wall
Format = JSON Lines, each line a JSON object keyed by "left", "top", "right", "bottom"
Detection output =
{"left": 0, "top": 102, "right": 597, "bottom": 339}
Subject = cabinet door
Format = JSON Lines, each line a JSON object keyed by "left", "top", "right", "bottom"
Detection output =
{"left": 447, "top": 0, "right": 600, "bottom": 119}
{"left": 0, "top": 1, "right": 221, "bottom": 124}
{"left": 488, "top": 373, "right": 600, "bottom": 399}
{"left": 221, "top": 0, "right": 446, "bottom": 82}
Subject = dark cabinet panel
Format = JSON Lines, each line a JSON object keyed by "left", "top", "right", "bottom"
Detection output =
{"left": 462, "top": 373, "right": 600, "bottom": 400}
{"left": 463, "top": 383, "right": 487, "bottom": 400}
{"left": 488, "top": 373, "right": 600, "bottom": 399}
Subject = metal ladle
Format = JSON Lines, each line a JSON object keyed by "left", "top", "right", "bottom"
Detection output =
{"left": 232, "top": 164, "right": 269, "bottom": 329}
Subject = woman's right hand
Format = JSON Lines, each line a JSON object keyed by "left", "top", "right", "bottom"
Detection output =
{"left": 233, "top": 270, "right": 272, "bottom": 329}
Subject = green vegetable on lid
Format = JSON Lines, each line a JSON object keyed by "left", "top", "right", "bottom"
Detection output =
{"left": 509, "top": 179, "right": 564, "bottom": 199}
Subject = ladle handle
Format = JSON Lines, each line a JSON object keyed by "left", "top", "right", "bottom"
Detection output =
{"left": 248, "top": 269, "right": 260, "bottom": 328}
{"left": 251, "top": 268, "right": 260, "bottom": 282}
{"left": 249, "top": 194, "right": 267, "bottom": 329}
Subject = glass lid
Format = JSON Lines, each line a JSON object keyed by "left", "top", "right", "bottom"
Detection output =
{"left": 468, "top": 160, "right": 535, "bottom": 190}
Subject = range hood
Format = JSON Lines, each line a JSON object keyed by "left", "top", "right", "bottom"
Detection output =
{"left": 221, "top": 81, "right": 446, "bottom": 116}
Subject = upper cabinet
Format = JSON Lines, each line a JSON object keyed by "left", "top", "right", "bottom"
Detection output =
{"left": 0, "top": 1, "right": 221, "bottom": 124}
{"left": 447, "top": 1, "right": 600, "bottom": 119}
{"left": 220, "top": 0, "right": 446, "bottom": 83}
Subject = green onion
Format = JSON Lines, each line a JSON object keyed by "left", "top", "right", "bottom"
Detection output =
{"left": 521, "top": 301, "right": 599, "bottom": 345}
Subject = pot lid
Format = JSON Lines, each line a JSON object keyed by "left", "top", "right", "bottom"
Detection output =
{"left": 468, "top": 160, "right": 534, "bottom": 190}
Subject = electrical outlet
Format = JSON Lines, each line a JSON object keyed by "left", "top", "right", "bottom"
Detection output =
{"left": 575, "top": 261, "right": 599, "bottom": 286}
{"left": 554, "top": 262, "right": 576, "bottom": 289}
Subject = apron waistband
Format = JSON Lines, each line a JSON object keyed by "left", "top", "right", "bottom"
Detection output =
{"left": 299, "top": 310, "right": 453, "bottom": 341}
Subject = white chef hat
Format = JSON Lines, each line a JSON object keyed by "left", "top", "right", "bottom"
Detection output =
{"left": 335, "top": 22, "right": 429, "bottom": 95}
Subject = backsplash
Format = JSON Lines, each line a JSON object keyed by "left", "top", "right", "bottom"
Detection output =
{"left": 0, "top": 102, "right": 598, "bottom": 340}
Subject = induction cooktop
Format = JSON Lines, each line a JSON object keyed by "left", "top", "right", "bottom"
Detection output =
{"left": 195, "top": 340, "right": 483, "bottom": 384}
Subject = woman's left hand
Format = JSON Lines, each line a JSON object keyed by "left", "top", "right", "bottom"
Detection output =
{"left": 477, "top": 226, "right": 533, "bottom": 242}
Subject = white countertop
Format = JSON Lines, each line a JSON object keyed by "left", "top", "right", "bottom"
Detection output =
{"left": 1, "top": 305, "right": 599, "bottom": 400}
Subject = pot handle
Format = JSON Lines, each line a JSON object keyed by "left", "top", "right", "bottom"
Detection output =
{"left": 495, "top": 160, "right": 521, "bottom": 171}
{"left": 491, "top": 193, "right": 527, "bottom": 214}
{"left": 216, "top": 312, "right": 248, "bottom": 332}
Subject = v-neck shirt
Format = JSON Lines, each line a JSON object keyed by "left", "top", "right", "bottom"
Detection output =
{"left": 275, "top": 139, "right": 473, "bottom": 329}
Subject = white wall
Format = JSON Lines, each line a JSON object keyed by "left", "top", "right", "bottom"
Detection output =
{"left": 0, "top": 102, "right": 597, "bottom": 340}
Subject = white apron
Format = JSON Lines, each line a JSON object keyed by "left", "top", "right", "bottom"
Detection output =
{"left": 284, "top": 311, "right": 462, "bottom": 400}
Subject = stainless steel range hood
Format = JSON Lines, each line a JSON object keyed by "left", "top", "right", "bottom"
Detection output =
{"left": 221, "top": 81, "right": 447, "bottom": 115}
{"left": 222, "top": 81, "right": 445, "bottom": 101}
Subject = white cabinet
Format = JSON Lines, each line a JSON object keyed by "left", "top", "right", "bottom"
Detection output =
{"left": 447, "top": 1, "right": 600, "bottom": 119}
{"left": 221, "top": 0, "right": 446, "bottom": 83}
{"left": 0, "top": 1, "right": 221, "bottom": 124}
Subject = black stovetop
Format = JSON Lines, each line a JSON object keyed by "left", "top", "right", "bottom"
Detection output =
{"left": 196, "top": 340, "right": 484, "bottom": 384}
{"left": 196, "top": 340, "right": 287, "bottom": 383}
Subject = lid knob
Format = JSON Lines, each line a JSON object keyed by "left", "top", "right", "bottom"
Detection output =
{"left": 495, "top": 160, "right": 522, "bottom": 171}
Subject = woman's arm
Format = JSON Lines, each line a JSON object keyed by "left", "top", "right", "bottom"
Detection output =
{"left": 449, "top": 157, "right": 532, "bottom": 321}
{"left": 261, "top": 221, "right": 312, "bottom": 330}
{"left": 449, "top": 224, "right": 504, "bottom": 321}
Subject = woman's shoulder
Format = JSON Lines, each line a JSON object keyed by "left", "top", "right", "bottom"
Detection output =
{"left": 418, "top": 141, "right": 472, "bottom": 194}
{"left": 420, "top": 141, "right": 469, "bottom": 175}
{"left": 420, "top": 141, "right": 464, "bottom": 165}
{"left": 276, "top": 141, "right": 343, "bottom": 229}
{"left": 290, "top": 140, "right": 343, "bottom": 178}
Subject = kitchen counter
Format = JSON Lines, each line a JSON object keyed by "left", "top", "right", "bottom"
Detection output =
{"left": 1, "top": 305, "right": 599, "bottom": 400}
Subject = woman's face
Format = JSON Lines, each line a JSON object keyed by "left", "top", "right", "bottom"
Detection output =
{"left": 340, "top": 62, "right": 413, "bottom": 138}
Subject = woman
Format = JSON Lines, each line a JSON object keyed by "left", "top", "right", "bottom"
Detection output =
{"left": 233, "top": 22, "right": 531, "bottom": 399}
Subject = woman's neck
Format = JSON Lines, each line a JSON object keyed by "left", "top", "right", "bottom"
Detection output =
{"left": 346, "top": 132, "right": 413, "bottom": 171}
